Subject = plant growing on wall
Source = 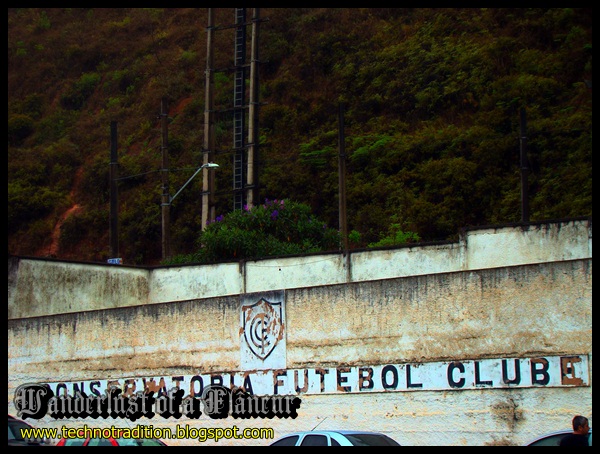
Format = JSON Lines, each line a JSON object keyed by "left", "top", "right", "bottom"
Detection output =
{"left": 164, "top": 199, "right": 342, "bottom": 264}
{"left": 368, "top": 223, "right": 421, "bottom": 248}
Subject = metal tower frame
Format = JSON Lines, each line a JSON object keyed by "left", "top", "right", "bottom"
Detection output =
{"left": 202, "top": 8, "right": 262, "bottom": 227}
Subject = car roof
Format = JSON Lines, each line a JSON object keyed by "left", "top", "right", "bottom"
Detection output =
{"left": 271, "top": 430, "right": 400, "bottom": 446}
{"left": 273, "top": 430, "right": 396, "bottom": 440}
{"left": 329, "top": 430, "right": 391, "bottom": 434}
{"left": 57, "top": 436, "right": 167, "bottom": 446}
{"left": 8, "top": 415, "right": 33, "bottom": 427}
{"left": 283, "top": 430, "right": 391, "bottom": 435}
{"left": 8, "top": 414, "right": 29, "bottom": 422}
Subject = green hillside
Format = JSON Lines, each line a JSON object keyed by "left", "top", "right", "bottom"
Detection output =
{"left": 8, "top": 8, "right": 592, "bottom": 265}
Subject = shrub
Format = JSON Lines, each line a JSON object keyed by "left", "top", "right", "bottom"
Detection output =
{"left": 8, "top": 114, "right": 34, "bottom": 145}
{"left": 166, "top": 199, "right": 341, "bottom": 264}
{"left": 60, "top": 72, "right": 101, "bottom": 110}
{"left": 368, "top": 223, "right": 421, "bottom": 248}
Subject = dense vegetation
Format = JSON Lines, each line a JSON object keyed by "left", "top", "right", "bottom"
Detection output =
{"left": 169, "top": 199, "right": 342, "bottom": 264}
{"left": 8, "top": 8, "right": 592, "bottom": 265}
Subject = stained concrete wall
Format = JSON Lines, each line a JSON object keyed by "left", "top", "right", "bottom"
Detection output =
{"left": 8, "top": 218, "right": 592, "bottom": 319}
{"left": 7, "top": 218, "right": 593, "bottom": 446}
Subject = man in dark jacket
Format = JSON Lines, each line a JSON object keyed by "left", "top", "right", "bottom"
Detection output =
{"left": 560, "top": 415, "right": 590, "bottom": 447}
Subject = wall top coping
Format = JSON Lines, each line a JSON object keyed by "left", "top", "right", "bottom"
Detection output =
{"left": 8, "top": 216, "right": 592, "bottom": 270}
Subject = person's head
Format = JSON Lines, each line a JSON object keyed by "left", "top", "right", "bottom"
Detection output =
{"left": 572, "top": 415, "right": 590, "bottom": 434}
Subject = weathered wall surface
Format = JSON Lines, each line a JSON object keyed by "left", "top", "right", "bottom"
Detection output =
{"left": 8, "top": 242, "right": 592, "bottom": 446}
{"left": 8, "top": 258, "right": 150, "bottom": 319}
{"left": 8, "top": 218, "right": 592, "bottom": 319}
{"left": 11, "top": 259, "right": 590, "bottom": 380}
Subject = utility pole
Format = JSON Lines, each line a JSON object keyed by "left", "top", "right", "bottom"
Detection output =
{"left": 161, "top": 98, "right": 171, "bottom": 260}
{"left": 520, "top": 107, "right": 529, "bottom": 223}
{"left": 246, "top": 7, "right": 260, "bottom": 209}
{"left": 338, "top": 102, "right": 348, "bottom": 253}
{"left": 202, "top": 8, "right": 216, "bottom": 230}
{"left": 109, "top": 121, "right": 119, "bottom": 259}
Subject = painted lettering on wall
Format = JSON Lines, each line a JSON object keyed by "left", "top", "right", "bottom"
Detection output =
{"left": 46, "top": 355, "right": 588, "bottom": 398}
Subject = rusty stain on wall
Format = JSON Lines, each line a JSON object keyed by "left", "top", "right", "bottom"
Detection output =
{"left": 491, "top": 397, "right": 524, "bottom": 431}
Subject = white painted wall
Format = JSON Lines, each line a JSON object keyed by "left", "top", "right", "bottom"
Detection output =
{"left": 8, "top": 218, "right": 592, "bottom": 319}
{"left": 8, "top": 259, "right": 592, "bottom": 445}
{"left": 7, "top": 218, "right": 592, "bottom": 446}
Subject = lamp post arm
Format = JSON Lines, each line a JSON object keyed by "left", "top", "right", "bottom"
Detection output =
{"left": 169, "top": 163, "right": 218, "bottom": 204}
{"left": 170, "top": 167, "right": 203, "bottom": 203}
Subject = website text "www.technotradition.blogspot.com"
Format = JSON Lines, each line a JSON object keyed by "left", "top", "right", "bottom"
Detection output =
{"left": 20, "top": 424, "right": 275, "bottom": 443}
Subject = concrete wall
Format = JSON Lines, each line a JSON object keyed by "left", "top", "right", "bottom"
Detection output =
{"left": 7, "top": 218, "right": 593, "bottom": 446}
{"left": 8, "top": 218, "right": 592, "bottom": 319}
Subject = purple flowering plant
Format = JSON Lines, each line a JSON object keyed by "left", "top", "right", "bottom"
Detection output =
{"left": 190, "top": 198, "right": 341, "bottom": 262}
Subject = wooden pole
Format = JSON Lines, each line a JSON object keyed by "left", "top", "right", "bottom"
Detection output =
{"left": 520, "top": 108, "right": 529, "bottom": 223}
{"left": 338, "top": 103, "right": 348, "bottom": 253}
{"left": 109, "top": 121, "right": 119, "bottom": 259}
{"left": 202, "top": 8, "right": 216, "bottom": 229}
{"left": 161, "top": 98, "right": 171, "bottom": 260}
{"left": 247, "top": 8, "right": 260, "bottom": 209}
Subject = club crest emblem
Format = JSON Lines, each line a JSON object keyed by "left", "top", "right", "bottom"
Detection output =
{"left": 241, "top": 298, "right": 284, "bottom": 361}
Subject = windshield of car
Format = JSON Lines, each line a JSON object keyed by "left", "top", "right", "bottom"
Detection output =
{"left": 8, "top": 418, "right": 49, "bottom": 446}
{"left": 300, "top": 434, "right": 329, "bottom": 446}
{"left": 271, "top": 435, "right": 300, "bottom": 446}
{"left": 114, "top": 437, "right": 166, "bottom": 446}
{"left": 8, "top": 419, "right": 33, "bottom": 441}
{"left": 343, "top": 433, "right": 401, "bottom": 446}
{"left": 61, "top": 438, "right": 87, "bottom": 446}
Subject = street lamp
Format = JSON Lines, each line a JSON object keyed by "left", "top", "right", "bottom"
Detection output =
{"left": 162, "top": 162, "right": 219, "bottom": 260}
{"left": 168, "top": 162, "right": 219, "bottom": 204}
